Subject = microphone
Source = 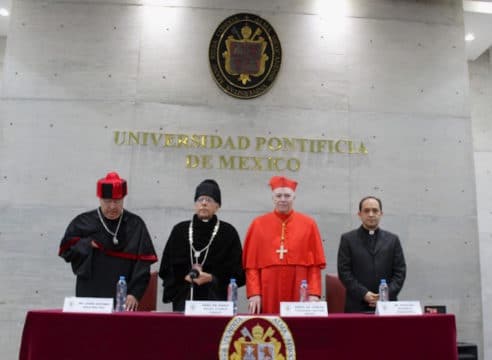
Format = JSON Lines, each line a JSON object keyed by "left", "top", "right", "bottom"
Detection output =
{"left": 188, "top": 268, "right": 200, "bottom": 302}
{"left": 188, "top": 268, "right": 200, "bottom": 279}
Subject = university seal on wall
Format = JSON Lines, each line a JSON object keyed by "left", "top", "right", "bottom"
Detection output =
{"left": 218, "top": 316, "right": 296, "bottom": 360}
{"left": 209, "top": 13, "right": 282, "bottom": 99}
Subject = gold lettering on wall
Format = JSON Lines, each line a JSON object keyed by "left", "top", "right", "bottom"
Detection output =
{"left": 113, "top": 131, "right": 368, "bottom": 172}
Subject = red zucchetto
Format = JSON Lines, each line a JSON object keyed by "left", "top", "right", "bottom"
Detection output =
{"left": 97, "top": 172, "right": 127, "bottom": 199}
{"left": 269, "top": 176, "right": 298, "bottom": 191}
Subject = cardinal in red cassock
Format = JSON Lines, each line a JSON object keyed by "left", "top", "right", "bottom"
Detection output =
{"left": 242, "top": 176, "right": 326, "bottom": 314}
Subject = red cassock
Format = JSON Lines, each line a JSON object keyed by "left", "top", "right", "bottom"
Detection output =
{"left": 242, "top": 210, "right": 326, "bottom": 313}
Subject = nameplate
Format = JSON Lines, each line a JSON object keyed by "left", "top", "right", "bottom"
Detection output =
{"left": 184, "top": 300, "right": 234, "bottom": 316}
{"left": 376, "top": 301, "right": 423, "bottom": 316}
{"left": 62, "top": 297, "right": 114, "bottom": 313}
{"left": 280, "top": 302, "right": 328, "bottom": 317}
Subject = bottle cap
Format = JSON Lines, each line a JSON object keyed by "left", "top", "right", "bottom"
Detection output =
{"left": 120, "top": 276, "right": 126, "bottom": 281}
{"left": 230, "top": 278, "right": 236, "bottom": 283}
{"left": 380, "top": 279, "right": 386, "bottom": 284}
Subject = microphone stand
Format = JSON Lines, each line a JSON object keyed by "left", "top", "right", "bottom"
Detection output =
{"left": 189, "top": 269, "right": 199, "bottom": 302}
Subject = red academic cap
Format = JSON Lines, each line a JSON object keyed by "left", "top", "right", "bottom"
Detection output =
{"left": 269, "top": 176, "right": 298, "bottom": 191}
{"left": 97, "top": 172, "right": 127, "bottom": 199}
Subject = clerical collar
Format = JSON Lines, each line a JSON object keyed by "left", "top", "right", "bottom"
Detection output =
{"left": 361, "top": 226, "right": 379, "bottom": 236}
{"left": 193, "top": 214, "right": 217, "bottom": 226}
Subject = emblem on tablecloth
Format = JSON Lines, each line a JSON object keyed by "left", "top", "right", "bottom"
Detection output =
{"left": 209, "top": 13, "right": 282, "bottom": 99}
{"left": 218, "top": 316, "right": 295, "bottom": 360}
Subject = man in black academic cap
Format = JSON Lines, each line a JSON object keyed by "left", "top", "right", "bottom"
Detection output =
{"left": 59, "top": 172, "right": 158, "bottom": 311}
{"left": 159, "top": 179, "right": 245, "bottom": 311}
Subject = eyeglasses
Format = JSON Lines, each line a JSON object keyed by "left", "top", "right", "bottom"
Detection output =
{"left": 196, "top": 196, "right": 215, "bottom": 204}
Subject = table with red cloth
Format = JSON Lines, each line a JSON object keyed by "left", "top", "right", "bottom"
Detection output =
{"left": 19, "top": 310, "right": 458, "bottom": 360}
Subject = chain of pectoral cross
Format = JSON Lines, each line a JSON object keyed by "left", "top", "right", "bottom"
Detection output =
{"left": 276, "top": 221, "right": 289, "bottom": 260}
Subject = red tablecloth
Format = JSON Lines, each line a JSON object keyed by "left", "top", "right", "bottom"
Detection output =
{"left": 19, "top": 310, "right": 458, "bottom": 360}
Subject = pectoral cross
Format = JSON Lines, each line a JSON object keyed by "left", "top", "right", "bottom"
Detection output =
{"left": 276, "top": 221, "right": 289, "bottom": 260}
{"left": 276, "top": 243, "right": 288, "bottom": 259}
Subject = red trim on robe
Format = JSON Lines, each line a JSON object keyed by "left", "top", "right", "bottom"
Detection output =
{"left": 58, "top": 237, "right": 81, "bottom": 255}
{"left": 93, "top": 241, "right": 158, "bottom": 262}
{"left": 104, "top": 250, "right": 158, "bottom": 262}
{"left": 58, "top": 238, "right": 158, "bottom": 262}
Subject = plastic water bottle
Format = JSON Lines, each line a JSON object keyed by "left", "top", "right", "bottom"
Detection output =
{"left": 115, "top": 276, "right": 127, "bottom": 312}
{"left": 227, "top": 278, "right": 238, "bottom": 315}
{"left": 379, "top": 279, "right": 389, "bottom": 302}
{"left": 299, "top": 279, "right": 308, "bottom": 302}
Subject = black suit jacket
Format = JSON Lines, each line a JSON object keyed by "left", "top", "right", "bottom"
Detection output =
{"left": 337, "top": 226, "right": 406, "bottom": 313}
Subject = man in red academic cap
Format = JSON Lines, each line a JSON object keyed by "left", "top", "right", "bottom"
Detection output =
{"left": 58, "top": 172, "right": 158, "bottom": 311}
{"left": 242, "top": 176, "right": 326, "bottom": 314}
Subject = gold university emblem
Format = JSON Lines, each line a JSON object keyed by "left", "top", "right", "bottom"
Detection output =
{"left": 219, "top": 316, "right": 295, "bottom": 360}
{"left": 223, "top": 25, "right": 268, "bottom": 85}
{"left": 209, "top": 13, "right": 282, "bottom": 99}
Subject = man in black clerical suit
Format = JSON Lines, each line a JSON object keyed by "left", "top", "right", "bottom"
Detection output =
{"left": 59, "top": 172, "right": 158, "bottom": 311}
{"left": 337, "top": 196, "right": 406, "bottom": 313}
{"left": 159, "top": 179, "right": 245, "bottom": 311}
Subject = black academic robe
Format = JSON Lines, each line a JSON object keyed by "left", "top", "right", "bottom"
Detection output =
{"left": 159, "top": 214, "right": 245, "bottom": 311}
{"left": 337, "top": 226, "right": 406, "bottom": 313}
{"left": 58, "top": 209, "right": 158, "bottom": 300}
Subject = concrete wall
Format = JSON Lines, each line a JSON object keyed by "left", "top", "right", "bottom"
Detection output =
{"left": 0, "top": 36, "right": 6, "bottom": 87}
{"left": 470, "top": 49, "right": 492, "bottom": 360}
{"left": 0, "top": 0, "right": 483, "bottom": 358}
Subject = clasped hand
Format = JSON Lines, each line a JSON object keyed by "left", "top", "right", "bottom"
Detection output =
{"left": 184, "top": 264, "right": 213, "bottom": 286}
{"left": 364, "top": 291, "right": 379, "bottom": 307}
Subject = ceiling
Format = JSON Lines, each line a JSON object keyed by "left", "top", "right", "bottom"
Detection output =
{"left": 0, "top": 1, "right": 490, "bottom": 61}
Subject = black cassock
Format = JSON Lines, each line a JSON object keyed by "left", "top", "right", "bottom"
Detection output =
{"left": 59, "top": 209, "right": 158, "bottom": 300}
{"left": 159, "top": 214, "right": 245, "bottom": 311}
{"left": 337, "top": 226, "right": 406, "bottom": 313}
